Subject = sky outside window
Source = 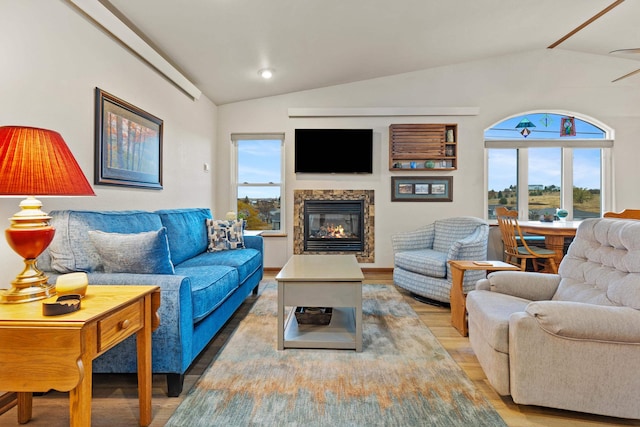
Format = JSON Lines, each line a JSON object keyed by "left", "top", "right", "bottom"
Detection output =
{"left": 238, "top": 139, "right": 281, "bottom": 199}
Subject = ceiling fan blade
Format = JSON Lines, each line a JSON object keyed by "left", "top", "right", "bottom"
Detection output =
{"left": 612, "top": 68, "right": 640, "bottom": 83}
{"left": 609, "top": 48, "right": 640, "bottom": 55}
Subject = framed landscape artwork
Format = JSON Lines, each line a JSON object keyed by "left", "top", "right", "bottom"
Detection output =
{"left": 391, "top": 176, "right": 453, "bottom": 202}
{"left": 95, "top": 88, "right": 163, "bottom": 189}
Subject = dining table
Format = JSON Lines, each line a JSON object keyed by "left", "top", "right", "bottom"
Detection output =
{"left": 517, "top": 220, "right": 582, "bottom": 266}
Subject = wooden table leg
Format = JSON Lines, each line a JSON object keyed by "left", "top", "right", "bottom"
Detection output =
{"left": 544, "top": 235, "right": 566, "bottom": 266}
{"left": 16, "top": 392, "right": 32, "bottom": 424}
{"left": 137, "top": 294, "right": 153, "bottom": 426}
{"left": 449, "top": 265, "right": 468, "bottom": 336}
{"left": 69, "top": 355, "right": 92, "bottom": 427}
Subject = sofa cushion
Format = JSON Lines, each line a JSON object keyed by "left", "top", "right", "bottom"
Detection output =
{"left": 174, "top": 265, "right": 239, "bottom": 323}
{"left": 88, "top": 228, "right": 175, "bottom": 274}
{"left": 156, "top": 208, "right": 212, "bottom": 265}
{"left": 48, "top": 210, "right": 164, "bottom": 273}
{"left": 177, "top": 248, "right": 262, "bottom": 285}
{"left": 206, "top": 219, "right": 246, "bottom": 251}
{"left": 394, "top": 249, "right": 447, "bottom": 278}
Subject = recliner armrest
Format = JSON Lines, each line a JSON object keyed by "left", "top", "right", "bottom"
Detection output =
{"left": 484, "top": 271, "right": 560, "bottom": 301}
{"left": 525, "top": 301, "right": 640, "bottom": 343}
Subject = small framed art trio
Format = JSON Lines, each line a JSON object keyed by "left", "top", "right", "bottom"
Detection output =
{"left": 391, "top": 176, "right": 452, "bottom": 202}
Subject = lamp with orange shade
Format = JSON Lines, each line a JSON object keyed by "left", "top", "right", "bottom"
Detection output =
{"left": 0, "top": 126, "right": 95, "bottom": 303}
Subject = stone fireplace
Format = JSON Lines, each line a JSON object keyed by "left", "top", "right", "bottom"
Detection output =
{"left": 294, "top": 189, "right": 374, "bottom": 263}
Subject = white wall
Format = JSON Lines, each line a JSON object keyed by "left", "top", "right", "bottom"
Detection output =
{"left": 217, "top": 49, "right": 640, "bottom": 269}
{"left": 4, "top": 1, "right": 640, "bottom": 281}
{"left": 0, "top": 1, "right": 217, "bottom": 286}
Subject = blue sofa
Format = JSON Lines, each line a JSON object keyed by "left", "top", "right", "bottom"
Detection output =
{"left": 37, "top": 208, "right": 263, "bottom": 396}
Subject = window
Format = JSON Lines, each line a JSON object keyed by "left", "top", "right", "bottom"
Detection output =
{"left": 231, "top": 133, "right": 284, "bottom": 232}
{"left": 485, "top": 112, "right": 612, "bottom": 220}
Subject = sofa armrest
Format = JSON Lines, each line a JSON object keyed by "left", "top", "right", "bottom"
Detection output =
{"left": 483, "top": 271, "right": 560, "bottom": 301}
{"left": 83, "top": 273, "right": 195, "bottom": 371}
{"left": 525, "top": 301, "right": 640, "bottom": 343}
{"left": 244, "top": 235, "right": 264, "bottom": 253}
{"left": 391, "top": 224, "right": 435, "bottom": 253}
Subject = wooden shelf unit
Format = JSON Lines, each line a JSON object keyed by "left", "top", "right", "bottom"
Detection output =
{"left": 389, "top": 123, "right": 457, "bottom": 171}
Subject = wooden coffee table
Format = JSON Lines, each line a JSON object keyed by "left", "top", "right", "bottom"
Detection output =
{"left": 276, "top": 255, "right": 364, "bottom": 352}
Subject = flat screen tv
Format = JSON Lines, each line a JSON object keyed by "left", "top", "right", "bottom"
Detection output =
{"left": 294, "top": 128, "right": 373, "bottom": 173}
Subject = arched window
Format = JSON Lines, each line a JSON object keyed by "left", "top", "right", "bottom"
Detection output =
{"left": 485, "top": 112, "right": 613, "bottom": 220}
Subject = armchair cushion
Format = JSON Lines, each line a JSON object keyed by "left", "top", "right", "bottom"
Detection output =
{"left": 434, "top": 217, "right": 486, "bottom": 253}
{"left": 394, "top": 249, "right": 447, "bottom": 277}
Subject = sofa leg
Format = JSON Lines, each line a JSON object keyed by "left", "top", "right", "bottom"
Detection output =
{"left": 252, "top": 284, "right": 259, "bottom": 295}
{"left": 167, "top": 373, "right": 184, "bottom": 397}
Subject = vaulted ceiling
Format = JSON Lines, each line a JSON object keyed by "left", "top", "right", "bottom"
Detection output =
{"left": 96, "top": 0, "right": 639, "bottom": 105}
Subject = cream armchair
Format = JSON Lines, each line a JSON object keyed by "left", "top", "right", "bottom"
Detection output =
{"left": 391, "top": 216, "right": 489, "bottom": 304}
{"left": 466, "top": 217, "right": 640, "bottom": 419}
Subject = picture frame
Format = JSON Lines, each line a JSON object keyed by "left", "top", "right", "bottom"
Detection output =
{"left": 95, "top": 88, "right": 163, "bottom": 189}
{"left": 391, "top": 176, "right": 453, "bottom": 202}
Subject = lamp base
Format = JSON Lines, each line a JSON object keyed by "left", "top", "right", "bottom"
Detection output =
{"left": 1, "top": 257, "right": 56, "bottom": 303}
{"left": 2, "top": 196, "right": 57, "bottom": 304}
{"left": 0, "top": 283, "right": 56, "bottom": 303}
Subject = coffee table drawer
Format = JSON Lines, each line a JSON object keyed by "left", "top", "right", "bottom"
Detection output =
{"left": 98, "top": 300, "right": 143, "bottom": 352}
{"left": 283, "top": 281, "right": 360, "bottom": 306}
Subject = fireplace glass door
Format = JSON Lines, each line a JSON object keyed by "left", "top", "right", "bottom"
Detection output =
{"left": 304, "top": 200, "right": 364, "bottom": 252}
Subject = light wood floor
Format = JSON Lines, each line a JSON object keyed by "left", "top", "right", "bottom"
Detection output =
{"left": 1, "top": 271, "right": 638, "bottom": 427}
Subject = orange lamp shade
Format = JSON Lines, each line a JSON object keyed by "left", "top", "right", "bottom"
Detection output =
{"left": 0, "top": 126, "right": 95, "bottom": 196}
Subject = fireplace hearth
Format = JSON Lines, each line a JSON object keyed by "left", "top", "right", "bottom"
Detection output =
{"left": 293, "top": 189, "right": 374, "bottom": 263}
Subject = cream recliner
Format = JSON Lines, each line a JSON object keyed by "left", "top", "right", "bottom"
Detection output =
{"left": 466, "top": 217, "right": 640, "bottom": 419}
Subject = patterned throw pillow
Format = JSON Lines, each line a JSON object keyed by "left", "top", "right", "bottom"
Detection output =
{"left": 206, "top": 219, "right": 245, "bottom": 252}
{"left": 87, "top": 227, "right": 175, "bottom": 274}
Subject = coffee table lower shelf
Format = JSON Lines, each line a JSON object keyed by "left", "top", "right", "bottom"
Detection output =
{"left": 283, "top": 307, "right": 357, "bottom": 350}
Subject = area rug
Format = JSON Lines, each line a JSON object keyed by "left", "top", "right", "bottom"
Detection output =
{"left": 166, "top": 283, "right": 506, "bottom": 426}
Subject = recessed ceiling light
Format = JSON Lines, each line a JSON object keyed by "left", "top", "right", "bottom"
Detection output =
{"left": 258, "top": 68, "right": 274, "bottom": 79}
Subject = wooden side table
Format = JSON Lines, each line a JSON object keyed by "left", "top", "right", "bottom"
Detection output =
{"left": 0, "top": 285, "right": 160, "bottom": 427}
{"left": 448, "top": 260, "right": 520, "bottom": 336}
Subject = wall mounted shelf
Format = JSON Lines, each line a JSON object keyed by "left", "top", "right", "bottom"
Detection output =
{"left": 389, "top": 123, "right": 457, "bottom": 171}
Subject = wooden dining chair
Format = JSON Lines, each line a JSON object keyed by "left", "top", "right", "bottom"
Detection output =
{"left": 495, "top": 206, "right": 558, "bottom": 274}
{"left": 603, "top": 209, "right": 640, "bottom": 219}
